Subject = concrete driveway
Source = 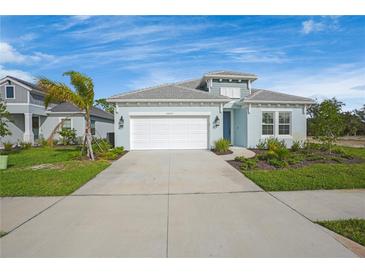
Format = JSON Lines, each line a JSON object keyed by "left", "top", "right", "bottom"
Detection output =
{"left": 0, "top": 150, "right": 357, "bottom": 257}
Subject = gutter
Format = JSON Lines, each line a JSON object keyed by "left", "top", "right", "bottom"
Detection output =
{"left": 107, "top": 98, "right": 231, "bottom": 103}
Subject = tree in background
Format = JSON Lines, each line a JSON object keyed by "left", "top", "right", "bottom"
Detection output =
{"left": 308, "top": 98, "right": 345, "bottom": 152}
{"left": 342, "top": 111, "right": 363, "bottom": 136}
{"left": 94, "top": 98, "right": 115, "bottom": 114}
{"left": 0, "top": 99, "right": 11, "bottom": 139}
{"left": 354, "top": 104, "right": 365, "bottom": 135}
{"left": 38, "top": 71, "right": 95, "bottom": 160}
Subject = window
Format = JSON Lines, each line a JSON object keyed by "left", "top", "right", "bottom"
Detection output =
{"left": 61, "top": 118, "right": 71, "bottom": 130}
{"left": 91, "top": 120, "right": 96, "bottom": 135}
{"left": 262, "top": 112, "right": 274, "bottom": 135}
{"left": 5, "top": 86, "right": 15, "bottom": 99}
{"left": 220, "top": 87, "right": 240, "bottom": 98}
{"left": 279, "top": 112, "right": 291, "bottom": 135}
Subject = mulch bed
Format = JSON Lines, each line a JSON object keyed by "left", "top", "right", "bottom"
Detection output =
{"left": 227, "top": 149, "right": 364, "bottom": 171}
{"left": 211, "top": 149, "right": 234, "bottom": 155}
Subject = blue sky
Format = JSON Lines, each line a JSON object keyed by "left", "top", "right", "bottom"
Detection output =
{"left": 1, "top": 16, "right": 364, "bottom": 110}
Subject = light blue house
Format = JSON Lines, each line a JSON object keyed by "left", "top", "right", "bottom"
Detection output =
{"left": 108, "top": 71, "right": 315, "bottom": 150}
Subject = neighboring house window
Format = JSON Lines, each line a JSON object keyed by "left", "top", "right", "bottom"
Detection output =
{"left": 279, "top": 112, "right": 291, "bottom": 135}
{"left": 262, "top": 112, "right": 274, "bottom": 135}
{"left": 5, "top": 85, "right": 15, "bottom": 99}
{"left": 220, "top": 87, "right": 240, "bottom": 98}
{"left": 91, "top": 120, "right": 96, "bottom": 135}
{"left": 61, "top": 118, "right": 72, "bottom": 130}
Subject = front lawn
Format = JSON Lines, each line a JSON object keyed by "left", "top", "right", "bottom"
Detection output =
{"left": 1, "top": 146, "right": 111, "bottom": 196}
{"left": 317, "top": 219, "right": 365, "bottom": 247}
{"left": 243, "top": 162, "right": 365, "bottom": 191}
{"left": 230, "top": 140, "right": 365, "bottom": 191}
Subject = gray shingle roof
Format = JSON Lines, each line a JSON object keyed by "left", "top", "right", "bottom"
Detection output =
{"left": 3, "top": 75, "right": 42, "bottom": 91}
{"left": 243, "top": 89, "right": 315, "bottom": 103}
{"left": 49, "top": 102, "right": 114, "bottom": 120}
{"left": 204, "top": 70, "right": 257, "bottom": 78}
{"left": 108, "top": 83, "right": 230, "bottom": 101}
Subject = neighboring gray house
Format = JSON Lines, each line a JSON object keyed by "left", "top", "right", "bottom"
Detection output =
{"left": 108, "top": 71, "right": 315, "bottom": 150}
{"left": 0, "top": 76, "right": 114, "bottom": 145}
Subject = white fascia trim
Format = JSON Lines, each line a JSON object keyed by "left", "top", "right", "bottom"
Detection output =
{"left": 0, "top": 77, "right": 32, "bottom": 90}
{"left": 7, "top": 103, "right": 45, "bottom": 108}
{"left": 107, "top": 98, "right": 231, "bottom": 103}
{"left": 46, "top": 111, "right": 85, "bottom": 115}
{"left": 204, "top": 75, "right": 258, "bottom": 80}
{"left": 129, "top": 112, "right": 211, "bottom": 116}
{"left": 242, "top": 100, "right": 315, "bottom": 105}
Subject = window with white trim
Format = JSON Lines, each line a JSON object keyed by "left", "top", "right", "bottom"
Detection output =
{"left": 220, "top": 87, "right": 240, "bottom": 98}
{"left": 61, "top": 118, "right": 71, "bottom": 130}
{"left": 279, "top": 112, "right": 291, "bottom": 135}
{"left": 5, "top": 86, "right": 15, "bottom": 99}
{"left": 262, "top": 112, "right": 274, "bottom": 135}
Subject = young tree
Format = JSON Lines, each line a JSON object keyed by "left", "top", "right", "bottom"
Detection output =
{"left": 94, "top": 98, "right": 115, "bottom": 114}
{"left": 0, "top": 99, "right": 11, "bottom": 139}
{"left": 309, "top": 98, "right": 345, "bottom": 151}
{"left": 37, "top": 71, "right": 95, "bottom": 160}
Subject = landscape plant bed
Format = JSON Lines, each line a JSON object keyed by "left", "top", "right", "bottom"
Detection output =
{"left": 229, "top": 149, "right": 363, "bottom": 171}
{"left": 211, "top": 149, "right": 233, "bottom": 155}
{"left": 229, "top": 139, "right": 365, "bottom": 191}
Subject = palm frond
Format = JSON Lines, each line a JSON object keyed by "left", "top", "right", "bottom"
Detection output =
{"left": 37, "top": 77, "right": 84, "bottom": 109}
{"left": 63, "top": 71, "right": 94, "bottom": 108}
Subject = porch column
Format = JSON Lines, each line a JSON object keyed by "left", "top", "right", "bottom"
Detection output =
{"left": 23, "top": 113, "right": 34, "bottom": 144}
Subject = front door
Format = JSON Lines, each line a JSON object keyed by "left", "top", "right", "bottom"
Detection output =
{"left": 223, "top": 111, "right": 231, "bottom": 142}
{"left": 32, "top": 116, "right": 40, "bottom": 140}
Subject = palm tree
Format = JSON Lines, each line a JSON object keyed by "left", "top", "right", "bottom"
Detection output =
{"left": 37, "top": 71, "right": 95, "bottom": 160}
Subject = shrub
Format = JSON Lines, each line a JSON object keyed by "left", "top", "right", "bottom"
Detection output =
{"left": 275, "top": 146, "right": 289, "bottom": 160}
{"left": 3, "top": 141, "right": 13, "bottom": 151}
{"left": 235, "top": 156, "right": 245, "bottom": 162}
{"left": 214, "top": 138, "right": 230, "bottom": 153}
{"left": 266, "top": 150, "right": 278, "bottom": 159}
{"left": 20, "top": 142, "right": 32, "bottom": 149}
{"left": 267, "top": 158, "right": 288, "bottom": 168}
{"left": 114, "top": 146, "right": 124, "bottom": 154}
{"left": 256, "top": 139, "right": 266, "bottom": 150}
{"left": 291, "top": 140, "right": 302, "bottom": 152}
{"left": 305, "top": 154, "right": 325, "bottom": 161}
{"left": 240, "top": 157, "right": 258, "bottom": 170}
{"left": 287, "top": 155, "right": 304, "bottom": 165}
{"left": 92, "top": 138, "right": 112, "bottom": 153}
{"left": 39, "top": 137, "right": 48, "bottom": 147}
{"left": 267, "top": 137, "right": 286, "bottom": 150}
{"left": 58, "top": 128, "right": 77, "bottom": 145}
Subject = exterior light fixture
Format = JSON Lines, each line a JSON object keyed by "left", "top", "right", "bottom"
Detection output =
{"left": 213, "top": 115, "right": 220, "bottom": 128}
{"left": 119, "top": 116, "right": 124, "bottom": 128}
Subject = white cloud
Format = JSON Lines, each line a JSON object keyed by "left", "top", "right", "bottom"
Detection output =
{"left": 0, "top": 65, "right": 35, "bottom": 82}
{"left": 302, "top": 20, "right": 325, "bottom": 34}
{"left": 301, "top": 17, "right": 340, "bottom": 34}
{"left": 0, "top": 42, "right": 55, "bottom": 65}
{"left": 263, "top": 64, "right": 365, "bottom": 110}
{"left": 19, "top": 33, "right": 38, "bottom": 42}
{"left": 53, "top": 15, "right": 92, "bottom": 31}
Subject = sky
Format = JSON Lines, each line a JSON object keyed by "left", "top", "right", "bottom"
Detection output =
{"left": 0, "top": 16, "right": 364, "bottom": 110}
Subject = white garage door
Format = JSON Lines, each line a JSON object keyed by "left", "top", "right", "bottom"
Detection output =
{"left": 130, "top": 116, "right": 208, "bottom": 150}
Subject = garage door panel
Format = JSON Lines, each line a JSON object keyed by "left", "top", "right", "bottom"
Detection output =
{"left": 130, "top": 117, "right": 208, "bottom": 150}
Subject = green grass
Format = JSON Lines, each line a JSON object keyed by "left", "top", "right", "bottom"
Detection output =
{"left": 6, "top": 146, "right": 80, "bottom": 168}
{"left": 1, "top": 146, "right": 110, "bottom": 196}
{"left": 0, "top": 231, "right": 8, "bottom": 238}
{"left": 317, "top": 219, "right": 365, "bottom": 247}
{"left": 243, "top": 147, "right": 365, "bottom": 191}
